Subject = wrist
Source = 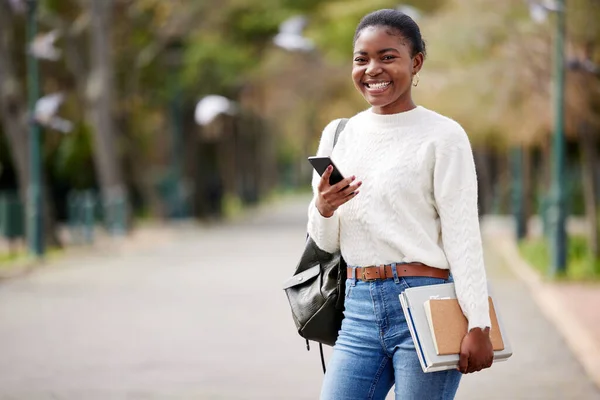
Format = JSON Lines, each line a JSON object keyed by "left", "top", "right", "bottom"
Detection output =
{"left": 469, "top": 327, "right": 490, "bottom": 333}
{"left": 468, "top": 327, "right": 491, "bottom": 339}
{"left": 315, "top": 199, "right": 334, "bottom": 218}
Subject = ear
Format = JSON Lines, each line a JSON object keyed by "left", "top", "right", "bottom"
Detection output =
{"left": 412, "top": 53, "right": 424, "bottom": 74}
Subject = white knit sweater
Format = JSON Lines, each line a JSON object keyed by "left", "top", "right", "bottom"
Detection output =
{"left": 307, "top": 106, "right": 491, "bottom": 330}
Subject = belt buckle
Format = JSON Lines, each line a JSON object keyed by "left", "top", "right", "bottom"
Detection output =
{"left": 362, "top": 268, "right": 378, "bottom": 282}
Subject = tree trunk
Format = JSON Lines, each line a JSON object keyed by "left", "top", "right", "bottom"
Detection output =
{"left": 217, "top": 115, "right": 238, "bottom": 202}
{"left": 86, "top": 0, "right": 128, "bottom": 229}
{"left": 0, "top": 2, "right": 61, "bottom": 249}
{"left": 0, "top": 3, "right": 29, "bottom": 203}
{"left": 578, "top": 121, "right": 599, "bottom": 258}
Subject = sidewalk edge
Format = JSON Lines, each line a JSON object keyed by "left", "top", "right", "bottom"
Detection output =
{"left": 491, "top": 234, "right": 600, "bottom": 390}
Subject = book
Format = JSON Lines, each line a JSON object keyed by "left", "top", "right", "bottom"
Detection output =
{"left": 399, "top": 282, "right": 512, "bottom": 373}
{"left": 423, "top": 297, "right": 505, "bottom": 355}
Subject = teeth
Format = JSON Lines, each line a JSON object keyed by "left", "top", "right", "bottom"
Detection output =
{"left": 367, "top": 82, "right": 390, "bottom": 89}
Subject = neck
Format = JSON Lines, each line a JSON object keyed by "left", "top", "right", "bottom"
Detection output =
{"left": 372, "top": 97, "right": 416, "bottom": 115}
{"left": 363, "top": 104, "right": 425, "bottom": 129}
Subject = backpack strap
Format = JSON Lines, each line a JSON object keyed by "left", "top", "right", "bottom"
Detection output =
{"left": 333, "top": 118, "right": 348, "bottom": 149}
{"left": 312, "top": 117, "right": 347, "bottom": 375}
{"left": 320, "top": 343, "right": 326, "bottom": 374}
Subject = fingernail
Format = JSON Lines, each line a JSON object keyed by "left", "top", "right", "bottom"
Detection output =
{"left": 351, "top": 176, "right": 356, "bottom": 180}
{"left": 327, "top": 165, "right": 333, "bottom": 171}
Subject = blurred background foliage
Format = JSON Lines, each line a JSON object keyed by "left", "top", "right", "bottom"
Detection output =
{"left": 0, "top": 0, "right": 599, "bottom": 268}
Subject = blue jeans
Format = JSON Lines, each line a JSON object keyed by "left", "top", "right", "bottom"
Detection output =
{"left": 320, "top": 272, "right": 461, "bottom": 400}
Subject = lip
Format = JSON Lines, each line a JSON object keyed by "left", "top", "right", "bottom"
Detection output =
{"left": 363, "top": 81, "right": 392, "bottom": 94}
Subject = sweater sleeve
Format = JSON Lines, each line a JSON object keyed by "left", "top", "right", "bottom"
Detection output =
{"left": 306, "top": 119, "right": 343, "bottom": 254}
{"left": 433, "top": 124, "right": 491, "bottom": 331}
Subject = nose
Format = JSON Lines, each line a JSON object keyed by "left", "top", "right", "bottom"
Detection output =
{"left": 365, "top": 59, "right": 382, "bottom": 76}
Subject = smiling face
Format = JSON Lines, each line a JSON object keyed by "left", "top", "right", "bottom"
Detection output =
{"left": 352, "top": 26, "right": 423, "bottom": 115}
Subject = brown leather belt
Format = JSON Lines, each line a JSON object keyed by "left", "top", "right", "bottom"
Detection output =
{"left": 347, "top": 263, "right": 449, "bottom": 282}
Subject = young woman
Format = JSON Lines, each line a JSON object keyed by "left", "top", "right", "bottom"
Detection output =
{"left": 307, "top": 9, "right": 494, "bottom": 400}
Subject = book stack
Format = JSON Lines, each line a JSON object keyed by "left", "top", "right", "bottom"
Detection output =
{"left": 399, "top": 282, "right": 513, "bottom": 373}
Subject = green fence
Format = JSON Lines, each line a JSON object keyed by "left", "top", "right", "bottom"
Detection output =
{"left": 0, "top": 191, "right": 25, "bottom": 242}
{"left": 67, "top": 190, "right": 98, "bottom": 245}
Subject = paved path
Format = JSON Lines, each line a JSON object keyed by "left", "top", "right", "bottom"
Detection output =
{"left": 457, "top": 224, "right": 599, "bottom": 400}
{"left": 0, "top": 196, "right": 598, "bottom": 399}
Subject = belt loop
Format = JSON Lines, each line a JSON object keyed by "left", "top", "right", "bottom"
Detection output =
{"left": 351, "top": 266, "right": 357, "bottom": 287}
{"left": 391, "top": 263, "right": 400, "bottom": 284}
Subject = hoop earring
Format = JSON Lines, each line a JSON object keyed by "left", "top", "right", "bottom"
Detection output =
{"left": 412, "top": 73, "right": 420, "bottom": 87}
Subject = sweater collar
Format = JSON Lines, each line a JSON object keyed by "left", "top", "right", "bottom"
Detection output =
{"left": 361, "top": 105, "right": 426, "bottom": 129}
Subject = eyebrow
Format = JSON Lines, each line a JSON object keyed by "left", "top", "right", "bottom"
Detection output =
{"left": 353, "top": 48, "right": 401, "bottom": 56}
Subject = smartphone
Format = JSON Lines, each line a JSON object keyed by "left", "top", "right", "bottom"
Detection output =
{"left": 308, "top": 156, "right": 345, "bottom": 185}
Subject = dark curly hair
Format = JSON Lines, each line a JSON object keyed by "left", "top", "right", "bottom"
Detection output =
{"left": 354, "top": 9, "right": 427, "bottom": 58}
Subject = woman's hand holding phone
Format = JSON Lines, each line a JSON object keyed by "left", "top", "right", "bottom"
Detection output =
{"left": 316, "top": 165, "right": 362, "bottom": 218}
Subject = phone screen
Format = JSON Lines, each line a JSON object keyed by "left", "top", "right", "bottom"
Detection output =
{"left": 307, "top": 156, "right": 345, "bottom": 185}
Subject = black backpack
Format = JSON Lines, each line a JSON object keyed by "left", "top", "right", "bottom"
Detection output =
{"left": 282, "top": 118, "right": 348, "bottom": 373}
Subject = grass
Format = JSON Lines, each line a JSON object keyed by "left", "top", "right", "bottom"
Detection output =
{"left": 264, "top": 185, "right": 312, "bottom": 201}
{"left": 0, "top": 250, "right": 29, "bottom": 267}
{"left": 519, "top": 235, "right": 600, "bottom": 281}
{"left": 0, "top": 246, "right": 65, "bottom": 270}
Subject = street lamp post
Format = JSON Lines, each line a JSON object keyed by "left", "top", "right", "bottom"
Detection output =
{"left": 527, "top": 0, "right": 568, "bottom": 275}
{"left": 548, "top": 0, "right": 567, "bottom": 275}
{"left": 26, "top": 0, "right": 43, "bottom": 257}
